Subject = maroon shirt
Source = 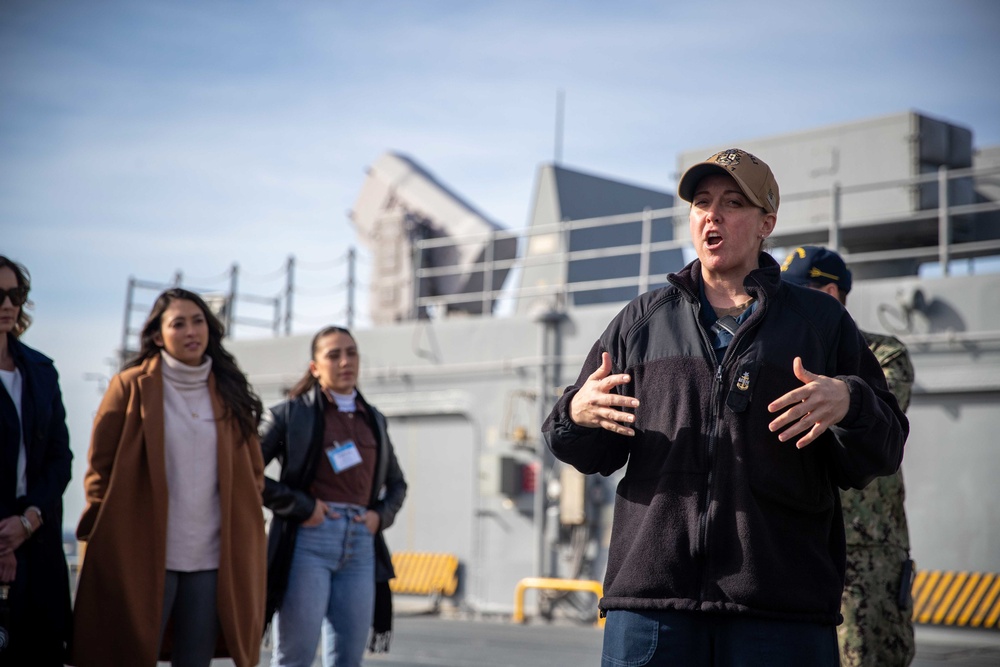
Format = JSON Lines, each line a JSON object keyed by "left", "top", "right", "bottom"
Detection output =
{"left": 308, "top": 392, "right": 377, "bottom": 506}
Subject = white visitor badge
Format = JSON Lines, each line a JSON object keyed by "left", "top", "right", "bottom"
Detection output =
{"left": 327, "top": 440, "right": 363, "bottom": 473}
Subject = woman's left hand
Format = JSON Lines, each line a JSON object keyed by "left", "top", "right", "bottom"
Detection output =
{"left": 355, "top": 510, "right": 381, "bottom": 535}
{"left": 0, "top": 516, "right": 28, "bottom": 556}
{"left": 767, "top": 356, "right": 850, "bottom": 449}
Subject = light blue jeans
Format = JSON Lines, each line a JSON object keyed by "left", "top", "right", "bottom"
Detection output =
{"left": 271, "top": 503, "right": 375, "bottom": 667}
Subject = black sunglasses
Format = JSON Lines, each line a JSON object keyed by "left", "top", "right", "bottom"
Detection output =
{"left": 0, "top": 287, "right": 29, "bottom": 307}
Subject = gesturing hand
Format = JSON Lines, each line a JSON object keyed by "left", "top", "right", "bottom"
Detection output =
{"left": 767, "top": 356, "right": 850, "bottom": 449}
{"left": 569, "top": 352, "right": 639, "bottom": 436}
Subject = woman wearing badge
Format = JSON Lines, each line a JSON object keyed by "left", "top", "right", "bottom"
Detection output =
{"left": 260, "top": 325, "right": 406, "bottom": 667}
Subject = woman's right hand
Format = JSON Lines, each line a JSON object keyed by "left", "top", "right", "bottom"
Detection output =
{"left": 301, "top": 499, "right": 329, "bottom": 527}
{"left": 569, "top": 352, "right": 639, "bottom": 436}
{"left": 0, "top": 551, "right": 15, "bottom": 583}
{"left": 0, "top": 516, "right": 27, "bottom": 556}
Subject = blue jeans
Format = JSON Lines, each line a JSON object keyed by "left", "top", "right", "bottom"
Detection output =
{"left": 271, "top": 503, "right": 375, "bottom": 667}
{"left": 601, "top": 609, "right": 839, "bottom": 667}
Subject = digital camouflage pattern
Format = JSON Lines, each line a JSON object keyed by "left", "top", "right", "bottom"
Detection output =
{"left": 840, "top": 545, "right": 915, "bottom": 667}
{"left": 838, "top": 331, "right": 916, "bottom": 667}
{"left": 843, "top": 332, "right": 913, "bottom": 550}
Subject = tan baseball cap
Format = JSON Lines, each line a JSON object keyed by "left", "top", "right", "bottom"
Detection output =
{"left": 677, "top": 148, "right": 780, "bottom": 214}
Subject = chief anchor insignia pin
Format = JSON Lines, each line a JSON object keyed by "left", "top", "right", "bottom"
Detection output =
{"left": 737, "top": 372, "right": 750, "bottom": 391}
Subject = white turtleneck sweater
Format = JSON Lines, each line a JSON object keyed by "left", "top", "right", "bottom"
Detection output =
{"left": 160, "top": 350, "right": 221, "bottom": 571}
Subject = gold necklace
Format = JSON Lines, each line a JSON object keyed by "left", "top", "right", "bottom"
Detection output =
{"left": 715, "top": 299, "right": 754, "bottom": 318}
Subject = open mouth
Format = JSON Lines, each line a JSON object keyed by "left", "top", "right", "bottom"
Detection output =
{"left": 705, "top": 231, "right": 723, "bottom": 250}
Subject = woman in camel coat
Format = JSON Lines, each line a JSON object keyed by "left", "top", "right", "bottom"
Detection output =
{"left": 70, "top": 288, "right": 267, "bottom": 667}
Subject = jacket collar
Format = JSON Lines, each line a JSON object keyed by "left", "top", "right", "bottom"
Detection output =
{"left": 5, "top": 332, "right": 21, "bottom": 363}
{"left": 125, "top": 353, "right": 162, "bottom": 378}
{"left": 308, "top": 382, "right": 374, "bottom": 415}
{"left": 7, "top": 333, "right": 53, "bottom": 370}
{"left": 669, "top": 253, "right": 782, "bottom": 303}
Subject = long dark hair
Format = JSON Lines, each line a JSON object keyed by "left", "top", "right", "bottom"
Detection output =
{"left": 127, "top": 288, "right": 263, "bottom": 442}
{"left": 287, "top": 325, "right": 355, "bottom": 399}
{"left": 0, "top": 255, "right": 33, "bottom": 336}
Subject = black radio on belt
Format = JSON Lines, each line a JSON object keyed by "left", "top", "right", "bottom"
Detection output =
{"left": 898, "top": 559, "right": 915, "bottom": 610}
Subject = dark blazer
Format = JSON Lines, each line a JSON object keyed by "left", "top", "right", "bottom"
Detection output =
{"left": 258, "top": 384, "right": 407, "bottom": 622}
{"left": 0, "top": 334, "right": 73, "bottom": 664}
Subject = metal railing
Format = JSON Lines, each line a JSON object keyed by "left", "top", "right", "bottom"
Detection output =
{"left": 408, "top": 163, "right": 1000, "bottom": 316}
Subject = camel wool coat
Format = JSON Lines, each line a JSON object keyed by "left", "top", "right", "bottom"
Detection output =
{"left": 69, "top": 355, "right": 266, "bottom": 667}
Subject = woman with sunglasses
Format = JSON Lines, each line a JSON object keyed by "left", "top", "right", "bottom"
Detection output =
{"left": 0, "top": 255, "right": 74, "bottom": 666}
{"left": 71, "top": 288, "right": 267, "bottom": 667}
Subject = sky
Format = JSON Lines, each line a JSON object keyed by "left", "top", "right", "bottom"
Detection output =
{"left": 3, "top": 0, "right": 1000, "bottom": 530}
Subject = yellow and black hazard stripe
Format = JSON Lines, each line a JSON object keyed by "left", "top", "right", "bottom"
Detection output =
{"left": 912, "top": 570, "right": 1000, "bottom": 629}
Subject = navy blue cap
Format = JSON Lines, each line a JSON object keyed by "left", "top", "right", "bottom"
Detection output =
{"left": 779, "top": 246, "right": 852, "bottom": 294}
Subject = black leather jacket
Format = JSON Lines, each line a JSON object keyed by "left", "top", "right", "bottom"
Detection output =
{"left": 543, "top": 254, "right": 908, "bottom": 625}
{"left": 259, "top": 384, "right": 407, "bottom": 620}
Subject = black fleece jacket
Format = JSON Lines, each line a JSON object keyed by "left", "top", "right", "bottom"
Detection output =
{"left": 543, "top": 254, "right": 908, "bottom": 625}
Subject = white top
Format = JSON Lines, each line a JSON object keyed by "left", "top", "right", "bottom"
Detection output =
{"left": 328, "top": 388, "right": 358, "bottom": 413}
{"left": 0, "top": 367, "right": 27, "bottom": 498}
{"left": 160, "top": 351, "right": 220, "bottom": 571}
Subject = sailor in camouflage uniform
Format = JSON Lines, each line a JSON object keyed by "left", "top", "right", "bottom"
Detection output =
{"left": 781, "top": 246, "right": 915, "bottom": 667}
